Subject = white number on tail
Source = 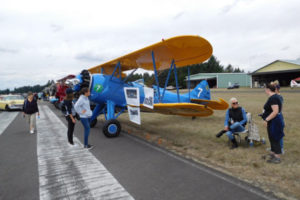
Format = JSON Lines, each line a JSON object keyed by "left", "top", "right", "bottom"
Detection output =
{"left": 197, "top": 88, "right": 203, "bottom": 98}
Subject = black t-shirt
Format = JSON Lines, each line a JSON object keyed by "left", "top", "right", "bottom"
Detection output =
{"left": 262, "top": 94, "right": 282, "bottom": 120}
{"left": 63, "top": 100, "right": 75, "bottom": 116}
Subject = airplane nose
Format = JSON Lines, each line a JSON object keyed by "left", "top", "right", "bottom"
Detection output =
{"left": 70, "top": 70, "right": 92, "bottom": 92}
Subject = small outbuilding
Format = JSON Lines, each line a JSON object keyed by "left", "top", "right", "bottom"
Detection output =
{"left": 186, "top": 73, "right": 252, "bottom": 88}
{"left": 251, "top": 59, "right": 300, "bottom": 87}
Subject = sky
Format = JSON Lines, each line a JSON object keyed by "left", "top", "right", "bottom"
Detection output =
{"left": 0, "top": 0, "right": 300, "bottom": 90}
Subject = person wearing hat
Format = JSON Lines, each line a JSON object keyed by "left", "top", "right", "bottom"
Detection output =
{"left": 62, "top": 88, "right": 77, "bottom": 146}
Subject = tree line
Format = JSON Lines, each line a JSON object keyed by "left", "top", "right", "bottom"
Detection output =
{"left": 0, "top": 80, "right": 54, "bottom": 95}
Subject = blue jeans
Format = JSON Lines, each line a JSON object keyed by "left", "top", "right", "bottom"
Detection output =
{"left": 280, "top": 138, "right": 284, "bottom": 150}
{"left": 80, "top": 118, "right": 90, "bottom": 146}
{"left": 226, "top": 122, "right": 245, "bottom": 140}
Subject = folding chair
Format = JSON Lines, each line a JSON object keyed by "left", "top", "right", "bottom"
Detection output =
{"left": 232, "top": 113, "right": 252, "bottom": 144}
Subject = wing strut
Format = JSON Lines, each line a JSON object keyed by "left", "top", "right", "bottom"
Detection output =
{"left": 151, "top": 51, "right": 161, "bottom": 102}
{"left": 123, "top": 68, "right": 138, "bottom": 83}
{"left": 110, "top": 61, "right": 121, "bottom": 80}
{"left": 173, "top": 64, "right": 180, "bottom": 102}
{"left": 161, "top": 59, "right": 174, "bottom": 101}
{"left": 188, "top": 66, "right": 191, "bottom": 101}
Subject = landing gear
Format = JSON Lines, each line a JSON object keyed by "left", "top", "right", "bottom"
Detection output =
{"left": 90, "top": 118, "right": 97, "bottom": 128}
{"left": 102, "top": 119, "right": 121, "bottom": 138}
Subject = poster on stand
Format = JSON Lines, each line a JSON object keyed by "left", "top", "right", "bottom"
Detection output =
{"left": 127, "top": 105, "right": 141, "bottom": 125}
{"left": 143, "top": 87, "right": 154, "bottom": 109}
{"left": 124, "top": 87, "right": 140, "bottom": 106}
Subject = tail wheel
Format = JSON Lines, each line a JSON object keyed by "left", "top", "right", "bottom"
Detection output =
{"left": 90, "top": 119, "right": 98, "bottom": 128}
{"left": 102, "top": 119, "right": 121, "bottom": 138}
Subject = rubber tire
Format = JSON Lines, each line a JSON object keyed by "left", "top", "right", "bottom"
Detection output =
{"left": 90, "top": 119, "right": 97, "bottom": 128}
{"left": 5, "top": 105, "right": 10, "bottom": 111}
{"left": 102, "top": 119, "right": 121, "bottom": 138}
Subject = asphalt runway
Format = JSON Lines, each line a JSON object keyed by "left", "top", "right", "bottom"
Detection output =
{"left": 0, "top": 103, "right": 281, "bottom": 200}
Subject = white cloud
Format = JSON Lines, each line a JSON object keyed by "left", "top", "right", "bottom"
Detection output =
{"left": 0, "top": 0, "right": 300, "bottom": 89}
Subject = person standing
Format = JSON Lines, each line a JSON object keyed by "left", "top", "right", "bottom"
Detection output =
{"left": 62, "top": 88, "right": 77, "bottom": 147}
{"left": 272, "top": 80, "right": 285, "bottom": 154}
{"left": 74, "top": 87, "right": 93, "bottom": 149}
{"left": 23, "top": 91, "right": 40, "bottom": 134}
{"left": 262, "top": 83, "right": 284, "bottom": 164}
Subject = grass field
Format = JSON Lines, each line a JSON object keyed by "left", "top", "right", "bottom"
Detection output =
{"left": 110, "top": 88, "right": 300, "bottom": 200}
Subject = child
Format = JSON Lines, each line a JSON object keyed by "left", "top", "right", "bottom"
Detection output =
{"left": 62, "top": 88, "right": 77, "bottom": 146}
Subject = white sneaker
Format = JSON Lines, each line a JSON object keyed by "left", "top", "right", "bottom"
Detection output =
{"left": 68, "top": 143, "right": 78, "bottom": 148}
{"left": 30, "top": 130, "right": 34, "bottom": 134}
{"left": 68, "top": 143, "right": 74, "bottom": 147}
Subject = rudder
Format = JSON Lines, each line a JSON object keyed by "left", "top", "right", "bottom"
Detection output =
{"left": 190, "top": 80, "right": 211, "bottom": 100}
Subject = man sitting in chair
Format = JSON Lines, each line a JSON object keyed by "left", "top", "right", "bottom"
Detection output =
{"left": 216, "top": 97, "right": 247, "bottom": 149}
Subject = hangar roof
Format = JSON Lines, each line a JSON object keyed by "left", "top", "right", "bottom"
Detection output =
{"left": 185, "top": 73, "right": 248, "bottom": 81}
{"left": 252, "top": 59, "right": 300, "bottom": 75}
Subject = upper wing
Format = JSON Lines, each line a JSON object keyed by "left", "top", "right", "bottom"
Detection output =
{"left": 140, "top": 103, "right": 213, "bottom": 117}
{"left": 191, "top": 98, "right": 229, "bottom": 110}
{"left": 88, "top": 35, "right": 213, "bottom": 75}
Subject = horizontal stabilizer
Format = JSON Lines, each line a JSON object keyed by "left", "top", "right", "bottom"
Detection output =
{"left": 140, "top": 103, "right": 213, "bottom": 117}
{"left": 191, "top": 98, "right": 229, "bottom": 110}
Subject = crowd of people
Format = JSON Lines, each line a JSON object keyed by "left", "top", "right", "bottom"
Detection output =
{"left": 22, "top": 87, "right": 94, "bottom": 150}
{"left": 22, "top": 81, "right": 285, "bottom": 163}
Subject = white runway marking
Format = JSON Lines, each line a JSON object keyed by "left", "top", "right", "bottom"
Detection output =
{"left": 0, "top": 112, "right": 18, "bottom": 135}
{"left": 37, "top": 105, "right": 134, "bottom": 200}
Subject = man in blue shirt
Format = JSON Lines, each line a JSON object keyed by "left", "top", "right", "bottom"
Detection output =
{"left": 219, "top": 97, "right": 247, "bottom": 149}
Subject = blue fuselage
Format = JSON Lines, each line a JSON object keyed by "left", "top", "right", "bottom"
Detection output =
{"left": 79, "top": 74, "right": 195, "bottom": 107}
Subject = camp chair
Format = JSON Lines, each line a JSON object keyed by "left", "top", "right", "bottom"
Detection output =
{"left": 232, "top": 113, "right": 253, "bottom": 144}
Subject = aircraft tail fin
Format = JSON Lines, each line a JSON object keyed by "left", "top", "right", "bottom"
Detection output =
{"left": 190, "top": 80, "right": 211, "bottom": 100}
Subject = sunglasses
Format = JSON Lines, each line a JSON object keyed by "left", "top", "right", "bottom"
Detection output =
{"left": 232, "top": 102, "right": 238, "bottom": 105}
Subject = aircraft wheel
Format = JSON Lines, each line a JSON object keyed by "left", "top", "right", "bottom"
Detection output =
{"left": 102, "top": 119, "right": 121, "bottom": 138}
{"left": 90, "top": 119, "right": 97, "bottom": 128}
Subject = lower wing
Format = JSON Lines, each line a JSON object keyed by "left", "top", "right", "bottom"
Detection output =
{"left": 191, "top": 98, "right": 228, "bottom": 110}
{"left": 140, "top": 103, "right": 213, "bottom": 117}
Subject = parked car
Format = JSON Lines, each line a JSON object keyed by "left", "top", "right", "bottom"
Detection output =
{"left": 0, "top": 94, "right": 25, "bottom": 111}
{"left": 227, "top": 83, "right": 240, "bottom": 89}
